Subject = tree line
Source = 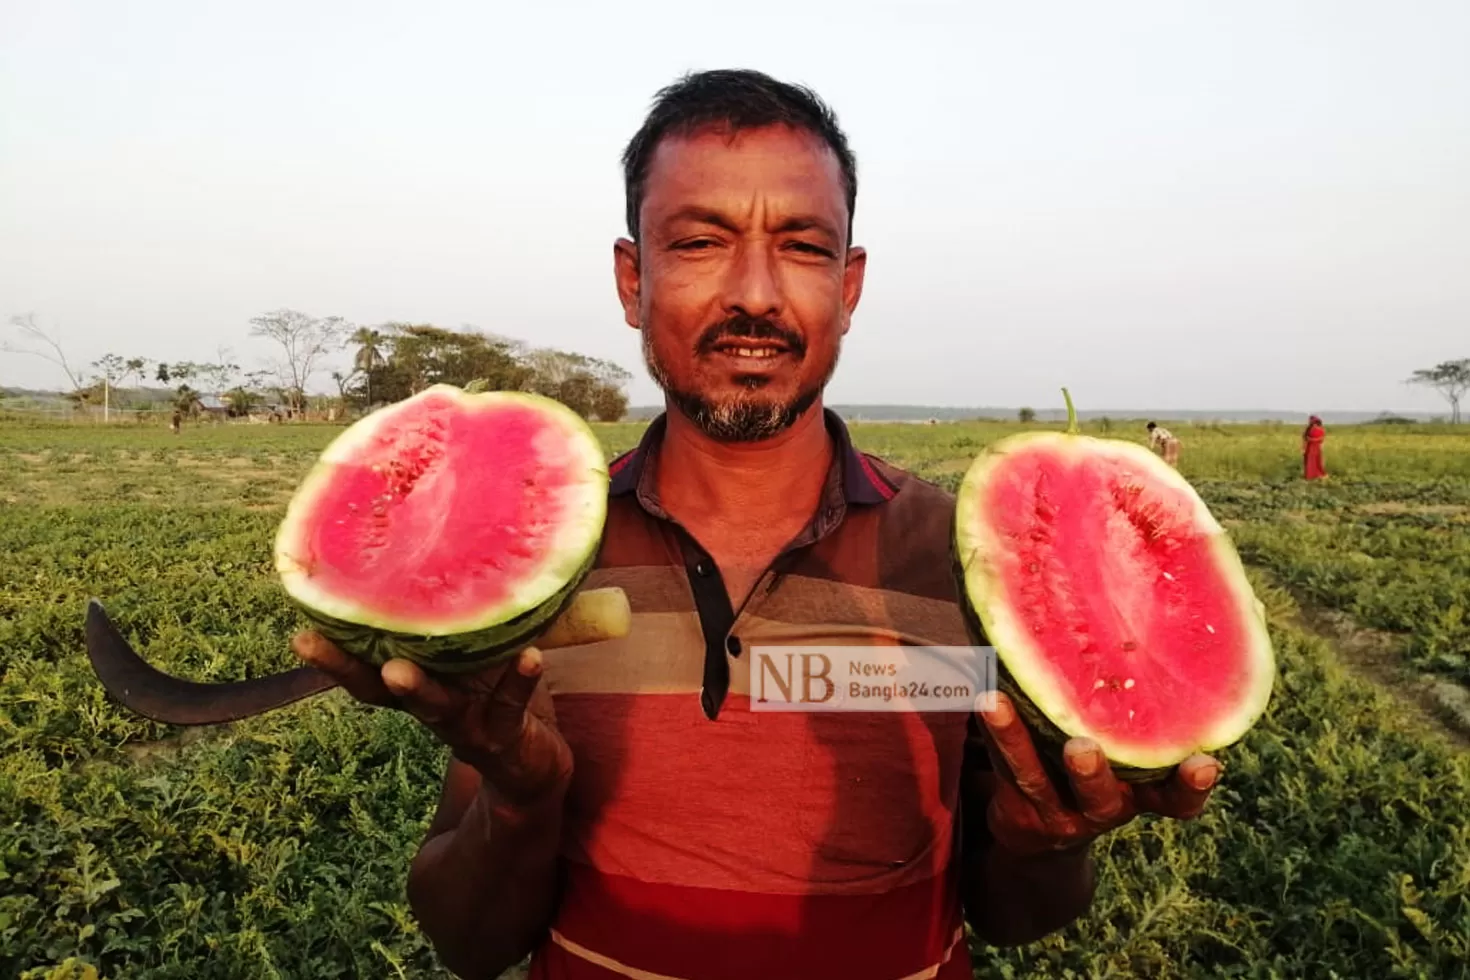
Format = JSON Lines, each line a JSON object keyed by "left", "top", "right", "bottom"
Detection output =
{"left": 8, "top": 309, "right": 1467, "bottom": 424}
{"left": 4, "top": 310, "right": 635, "bottom": 423}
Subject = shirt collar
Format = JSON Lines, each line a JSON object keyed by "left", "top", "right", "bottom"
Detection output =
{"left": 608, "top": 407, "right": 897, "bottom": 509}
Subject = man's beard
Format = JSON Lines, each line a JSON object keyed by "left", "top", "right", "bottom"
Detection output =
{"left": 641, "top": 314, "right": 841, "bottom": 443}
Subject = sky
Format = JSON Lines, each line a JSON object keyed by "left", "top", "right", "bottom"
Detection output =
{"left": 2, "top": 0, "right": 1467, "bottom": 415}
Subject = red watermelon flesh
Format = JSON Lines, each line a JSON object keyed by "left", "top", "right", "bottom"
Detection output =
{"left": 954, "top": 400, "right": 1274, "bottom": 775}
{"left": 275, "top": 385, "right": 608, "bottom": 653}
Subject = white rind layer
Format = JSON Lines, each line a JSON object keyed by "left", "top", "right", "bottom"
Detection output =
{"left": 273, "top": 384, "right": 609, "bottom": 636}
{"left": 954, "top": 429, "right": 1276, "bottom": 770}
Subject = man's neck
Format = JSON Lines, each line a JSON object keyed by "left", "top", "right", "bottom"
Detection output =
{"left": 654, "top": 399, "right": 835, "bottom": 530}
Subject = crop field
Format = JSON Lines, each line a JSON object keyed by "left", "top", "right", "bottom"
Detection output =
{"left": 3, "top": 415, "right": 1469, "bottom": 979}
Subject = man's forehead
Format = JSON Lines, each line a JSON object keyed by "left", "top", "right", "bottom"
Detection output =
{"left": 641, "top": 124, "right": 847, "bottom": 219}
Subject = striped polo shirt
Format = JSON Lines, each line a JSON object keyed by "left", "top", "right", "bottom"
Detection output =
{"left": 529, "top": 409, "right": 983, "bottom": 980}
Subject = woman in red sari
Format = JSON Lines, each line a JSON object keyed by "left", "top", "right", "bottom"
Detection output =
{"left": 1302, "top": 415, "right": 1327, "bottom": 479}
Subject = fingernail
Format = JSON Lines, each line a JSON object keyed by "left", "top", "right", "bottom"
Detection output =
{"left": 381, "top": 662, "right": 415, "bottom": 696}
{"left": 1194, "top": 764, "right": 1219, "bottom": 789}
{"left": 1068, "top": 742, "right": 1099, "bottom": 776}
{"left": 989, "top": 696, "right": 1014, "bottom": 727}
{"left": 519, "top": 648, "right": 543, "bottom": 677}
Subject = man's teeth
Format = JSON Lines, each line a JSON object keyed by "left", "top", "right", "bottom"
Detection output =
{"left": 728, "top": 347, "right": 780, "bottom": 358}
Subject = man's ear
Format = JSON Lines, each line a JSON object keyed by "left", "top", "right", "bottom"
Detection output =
{"left": 840, "top": 245, "right": 867, "bottom": 335}
{"left": 613, "top": 238, "right": 641, "bottom": 330}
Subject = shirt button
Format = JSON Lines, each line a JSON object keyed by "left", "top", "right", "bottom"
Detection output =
{"left": 726, "top": 635, "right": 742, "bottom": 656}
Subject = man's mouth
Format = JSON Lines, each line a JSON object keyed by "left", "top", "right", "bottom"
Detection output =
{"left": 711, "top": 341, "right": 790, "bottom": 360}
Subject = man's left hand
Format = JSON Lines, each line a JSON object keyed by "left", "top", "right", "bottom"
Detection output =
{"left": 977, "top": 692, "right": 1220, "bottom": 858}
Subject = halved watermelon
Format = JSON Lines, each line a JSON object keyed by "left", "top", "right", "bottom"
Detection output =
{"left": 274, "top": 384, "right": 612, "bottom": 672}
{"left": 953, "top": 390, "right": 1275, "bottom": 781}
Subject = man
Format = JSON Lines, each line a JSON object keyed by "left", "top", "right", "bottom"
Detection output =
{"left": 1147, "top": 421, "right": 1181, "bottom": 467}
{"left": 293, "top": 70, "right": 1220, "bottom": 980}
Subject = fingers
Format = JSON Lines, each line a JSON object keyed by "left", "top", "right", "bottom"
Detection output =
{"left": 471, "top": 648, "right": 573, "bottom": 804}
{"left": 482, "top": 647, "right": 549, "bottom": 747}
{"left": 1136, "top": 754, "right": 1219, "bottom": 819}
{"left": 381, "top": 658, "right": 459, "bottom": 725}
{"left": 1062, "top": 738, "right": 1131, "bottom": 826}
{"left": 294, "top": 635, "right": 572, "bottom": 805}
{"left": 979, "top": 693, "right": 1067, "bottom": 824}
{"left": 291, "top": 631, "right": 397, "bottom": 707}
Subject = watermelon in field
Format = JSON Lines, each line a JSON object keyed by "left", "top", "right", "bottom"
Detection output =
{"left": 273, "top": 384, "right": 616, "bottom": 673}
{"left": 953, "top": 390, "right": 1275, "bottom": 782}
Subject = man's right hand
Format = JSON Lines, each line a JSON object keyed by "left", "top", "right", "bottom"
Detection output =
{"left": 290, "top": 632, "right": 573, "bottom": 807}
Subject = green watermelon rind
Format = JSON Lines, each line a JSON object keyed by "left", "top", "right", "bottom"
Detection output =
{"left": 294, "top": 544, "right": 600, "bottom": 673}
{"left": 952, "top": 428, "right": 1276, "bottom": 779}
{"left": 273, "top": 384, "right": 609, "bottom": 660}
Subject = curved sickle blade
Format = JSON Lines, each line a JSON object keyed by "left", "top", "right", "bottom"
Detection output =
{"left": 84, "top": 599, "right": 339, "bottom": 726}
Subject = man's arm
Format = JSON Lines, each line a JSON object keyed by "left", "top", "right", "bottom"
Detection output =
{"left": 407, "top": 758, "right": 565, "bottom": 979}
{"left": 958, "top": 722, "right": 1096, "bottom": 946}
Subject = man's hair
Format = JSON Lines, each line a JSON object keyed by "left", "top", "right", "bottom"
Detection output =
{"left": 620, "top": 68, "right": 858, "bottom": 243}
{"left": 1147, "top": 421, "right": 1157, "bottom": 430}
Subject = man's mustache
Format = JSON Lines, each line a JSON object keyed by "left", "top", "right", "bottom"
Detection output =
{"left": 695, "top": 315, "right": 806, "bottom": 357}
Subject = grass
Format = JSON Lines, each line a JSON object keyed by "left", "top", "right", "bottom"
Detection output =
{"left": 2, "top": 416, "right": 1468, "bottom": 978}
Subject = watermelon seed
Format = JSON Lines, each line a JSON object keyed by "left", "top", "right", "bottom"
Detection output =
{"left": 1124, "top": 678, "right": 1135, "bottom": 689}
{"left": 1206, "top": 624, "right": 1216, "bottom": 634}
{"left": 1122, "top": 640, "right": 1138, "bottom": 651}
{"left": 1094, "top": 679, "right": 1105, "bottom": 690}
{"left": 1162, "top": 571, "right": 1175, "bottom": 581}
{"left": 1128, "top": 710, "right": 1135, "bottom": 720}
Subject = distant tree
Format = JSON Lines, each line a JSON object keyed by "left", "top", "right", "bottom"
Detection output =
{"left": 365, "top": 324, "right": 532, "bottom": 402}
{"left": 88, "top": 353, "right": 134, "bottom": 419}
{"left": 157, "top": 361, "right": 195, "bottom": 387}
{"left": 333, "top": 323, "right": 634, "bottom": 420}
{"left": 591, "top": 383, "right": 629, "bottom": 422}
{"left": 3, "top": 313, "right": 88, "bottom": 398}
{"left": 523, "top": 347, "right": 634, "bottom": 420}
{"left": 248, "top": 309, "right": 349, "bottom": 413}
{"left": 122, "top": 357, "right": 149, "bottom": 389}
{"left": 1018, "top": 407, "right": 1036, "bottom": 424}
{"left": 1406, "top": 359, "right": 1470, "bottom": 424}
{"left": 346, "top": 326, "right": 388, "bottom": 407}
{"left": 200, "top": 349, "right": 240, "bottom": 397}
{"left": 174, "top": 385, "right": 204, "bottom": 417}
{"left": 222, "top": 385, "right": 263, "bottom": 417}
{"left": 152, "top": 355, "right": 234, "bottom": 394}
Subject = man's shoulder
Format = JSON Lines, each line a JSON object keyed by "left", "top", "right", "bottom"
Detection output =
{"left": 863, "top": 453, "right": 957, "bottom": 509}
{"left": 854, "top": 451, "right": 959, "bottom": 559}
{"left": 835, "top": 451, "right": 968, "bottom": 617}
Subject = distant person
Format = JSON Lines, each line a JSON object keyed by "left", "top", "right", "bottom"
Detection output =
{"left": 1146, "top": 421, "right": 1180, "bottom": 467}
{"left": 1303, "top": 415, "right": 1327, "bottom": 480}
{"left": 170, "top": 411, "right": 181, "bottom": 435}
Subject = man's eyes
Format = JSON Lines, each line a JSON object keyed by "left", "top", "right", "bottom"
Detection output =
{"left": 786, "top": 241, "right": 836, "bottom": 257}
{"left": 667, "top": 238, "right": 835, "bottom": 258}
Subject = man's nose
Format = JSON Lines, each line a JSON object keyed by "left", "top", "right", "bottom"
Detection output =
{"left": 721, "top": 242, "right": 781, "bottom": 319}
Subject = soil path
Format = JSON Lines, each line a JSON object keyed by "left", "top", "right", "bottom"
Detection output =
{"left": 1272, "top": 579, "right": 1470, "bottom": 750}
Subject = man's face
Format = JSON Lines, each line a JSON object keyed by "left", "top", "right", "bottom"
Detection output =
{"left": 614, "top": 123, "right": 866, "bottom": 441}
